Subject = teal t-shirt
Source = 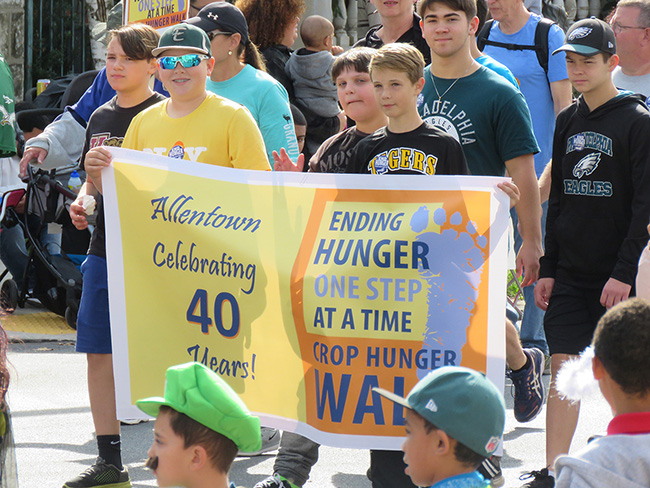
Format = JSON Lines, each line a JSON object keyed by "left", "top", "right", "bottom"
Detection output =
{"left": 429, "top": 471, "right": 490, "bottom": 488}
{"left": 0, "top": 51, "right": 16, "bottom": 157}
{"left": 483, "top": 14, "right": 568, "bottom": 176}
{"left": 418, "top": 65, "right": 539, "bottom": 176}
{"left": 476, "top": 54, "right": 519, "bottom": 88}
{"left": 206, "top": 65, "right": 299, "bottom": 167}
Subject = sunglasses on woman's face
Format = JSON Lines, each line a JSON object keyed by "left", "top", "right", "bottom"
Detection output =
{"left": 208, "top": 31, "right": 234, "bottom": 41}
{"left": 157, "top": 54, "right": 209, "bottom": 70}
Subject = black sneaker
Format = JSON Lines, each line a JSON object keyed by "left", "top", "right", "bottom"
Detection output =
{"left": 62, "top": 458, "right": 131, "bottom": 488}
{"left": 508, "top": 348, "right": 546, "bottom": 422}
{"left": 478, "top": 455, "right": 504, "bottom": 487}
{"left": 520, "top": 468, "right": 555, "bottom": 487}
{"left": 253, "top": 474, "right": 298, "bottom": 488}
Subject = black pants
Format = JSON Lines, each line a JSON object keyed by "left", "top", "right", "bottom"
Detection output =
{"left": 369, "top": 450, "right": 417, "bottom": 488}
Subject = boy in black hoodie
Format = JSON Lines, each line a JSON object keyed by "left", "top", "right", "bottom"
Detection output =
{"left": 527, "top": 18, "right": 650, "bottom": 488}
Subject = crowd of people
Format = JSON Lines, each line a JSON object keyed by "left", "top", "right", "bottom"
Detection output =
{"left": 2, "top": 0, "right": 650, "bottom": 487}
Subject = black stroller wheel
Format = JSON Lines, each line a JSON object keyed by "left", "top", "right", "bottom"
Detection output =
{"left": 0, "top": 279, "right": 19, "bottom": 313}
{"left": 65, "top": 305, "right": 78, "bottom": 330}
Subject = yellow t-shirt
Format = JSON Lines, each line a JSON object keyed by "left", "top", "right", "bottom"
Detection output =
{"left": 122, "top": 93, "right": 270, "bottom": 171}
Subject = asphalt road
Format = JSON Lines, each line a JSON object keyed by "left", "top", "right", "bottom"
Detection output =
{"left": 6, "top": 340, "right": 612, "bottom": 488}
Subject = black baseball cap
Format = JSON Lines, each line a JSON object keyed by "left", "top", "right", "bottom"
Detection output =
{"left": 184, "top": 2, "right": 249, "bottom": 43}
{"left": 553, "top": 17, "right": 616, "bottom": 57}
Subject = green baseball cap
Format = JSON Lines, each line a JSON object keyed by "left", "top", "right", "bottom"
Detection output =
{"left": 136, "top": 362, "right": 261, "bottom": 453}
{"left": 152, "top": 23, "right": 212, "bottom": 57}
{"left": 373, "top": 366, "right": 505, "bottom": 457}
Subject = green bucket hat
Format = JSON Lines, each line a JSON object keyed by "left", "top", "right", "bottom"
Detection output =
{"left": 136, "top": 362, "right": 261, "bottom": 453}
{"left": 374, "top": 366, "right": 505, "bottom": 457}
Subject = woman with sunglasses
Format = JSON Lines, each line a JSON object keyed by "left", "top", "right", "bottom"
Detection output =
{"left": 186, "top": 2, "right": 301, "bottom": 167}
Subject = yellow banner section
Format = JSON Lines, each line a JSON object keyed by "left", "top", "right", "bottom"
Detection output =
{"left": 123, "top": 0, "right": 187, "bottom": 30}
{"left": 105, "top": 148, "right": 509, "bottom": 449}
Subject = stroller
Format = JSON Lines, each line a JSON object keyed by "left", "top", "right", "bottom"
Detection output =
{"left": 0, "top": 165, "right": 89, "bottom": 329}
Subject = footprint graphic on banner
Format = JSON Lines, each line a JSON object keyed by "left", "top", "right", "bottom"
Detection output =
{"left": 409, "top": 205, "right": 487, "bottom": 379}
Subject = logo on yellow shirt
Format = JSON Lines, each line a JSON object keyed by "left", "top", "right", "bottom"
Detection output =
{"left": 168, "top": 141, "right": 185, "bottom": 159}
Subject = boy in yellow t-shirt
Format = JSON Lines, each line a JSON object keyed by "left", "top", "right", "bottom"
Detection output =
{"left": 89, "top": 23, "right": 269, "bottom": 170}
{"left": 123, "top": 23, "right": 269, "bottom": 169}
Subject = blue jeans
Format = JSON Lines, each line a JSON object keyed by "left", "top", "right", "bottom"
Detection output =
{"left": 76, "top": 255, "right": 111, "bottom": 354}
{"left": 0, "top": 224, "right": 29, "bottom": 290}
{"left": 512, "top": 201, "right": 549, "bottom": 355}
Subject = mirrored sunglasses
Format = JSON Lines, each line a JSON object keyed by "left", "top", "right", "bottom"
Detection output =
{"left": 157, "top": 54, "right": 209, "bottom": 70}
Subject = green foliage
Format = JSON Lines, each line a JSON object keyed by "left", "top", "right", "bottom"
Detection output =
{"left": 507, "top": 270, "right": 522, "bottom": 299}
{"left": 29, "top": 0, "right": 94, "bottom": 83}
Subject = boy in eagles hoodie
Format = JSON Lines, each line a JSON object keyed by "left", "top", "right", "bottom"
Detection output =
{"left": 529, "top": 18, "right": 650, "bottom": 486}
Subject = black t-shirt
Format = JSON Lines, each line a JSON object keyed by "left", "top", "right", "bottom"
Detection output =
{"left": 309, "top": 127, "right": 371, "bottom": 173}
{"left": 81, "top": 93, "right": 166, "bottom": 258}
{"left": 346, "top": 123, "right": 470, "bottom": 176}
{"left": 354, "top": 13, "right": 431, "bottom": 66}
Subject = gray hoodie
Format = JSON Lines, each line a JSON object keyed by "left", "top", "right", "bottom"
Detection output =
{"left": 285, "top": 48, "right": 339, "bottom": 118}
{"left": 555, "top": 434, "right": 650, "bottom": 488}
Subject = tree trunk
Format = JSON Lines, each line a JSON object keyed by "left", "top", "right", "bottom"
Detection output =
{"left": 86, "top": 0, "right": 108, "bottom": 69}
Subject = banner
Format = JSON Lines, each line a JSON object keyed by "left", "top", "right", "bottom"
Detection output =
{"left": 123, "top": 0, "right": 187, "bottom": 31}
{"left": 105, "top": 148, "right": 509, "bottom": 449}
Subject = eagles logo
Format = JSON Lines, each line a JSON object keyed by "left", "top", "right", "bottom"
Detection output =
{"left": 568, "top": 27, "right": 592, "bottom": 40}
{"left": 0, "top": 105, "right": 12, "bottom": 126}
{"left": 573, "top": 152, "right": 601, "bottom": 178}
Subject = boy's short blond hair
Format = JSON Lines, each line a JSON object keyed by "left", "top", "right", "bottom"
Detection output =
{"left": 369, "top": 43, "right": 425, "bottom": 84}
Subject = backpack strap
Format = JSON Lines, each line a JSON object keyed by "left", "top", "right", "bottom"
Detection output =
{"left": 477, "top": 17, "right": 553, "bottom": 77}
{"left": 476, "top": 19, "right": 494, "bottom": 52}
{"left": 534, "top": 17, "right": 553, "bottom": 76}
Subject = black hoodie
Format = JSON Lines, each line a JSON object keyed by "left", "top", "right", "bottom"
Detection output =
{"left": 540, "top": 93, "right": 650, "bottom": 289}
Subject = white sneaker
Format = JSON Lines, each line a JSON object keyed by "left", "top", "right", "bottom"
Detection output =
{"left": 238, "top": 427, "right": 281, "bottom": 456}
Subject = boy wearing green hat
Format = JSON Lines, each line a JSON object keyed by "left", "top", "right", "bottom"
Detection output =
{"left": 373, "top": 366, "right": 506, "bottom": 488}
{"left": 137, "top": 362, "right": 261, "bottom": 488}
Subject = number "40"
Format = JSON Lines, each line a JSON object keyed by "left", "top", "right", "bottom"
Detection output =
{"left": 186, "top": 289, "right": 240, "bottom": 337}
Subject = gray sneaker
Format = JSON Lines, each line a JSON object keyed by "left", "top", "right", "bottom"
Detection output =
{"left": 238, "top": 427, "right": 281, "bottom": 456}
